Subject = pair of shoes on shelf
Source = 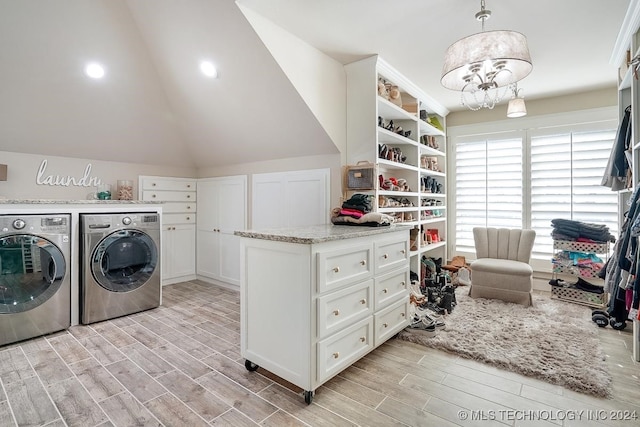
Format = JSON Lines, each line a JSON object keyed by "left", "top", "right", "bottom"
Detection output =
{"left": 549, "top": 277, "right": 604, "bottom": 294}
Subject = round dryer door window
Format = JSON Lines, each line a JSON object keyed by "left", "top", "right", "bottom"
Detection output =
{"left": 91, "top": 229, "right": 158, "bottom": 292}
{"left": 0, "top": 235, "right": 66, "bottom": 314}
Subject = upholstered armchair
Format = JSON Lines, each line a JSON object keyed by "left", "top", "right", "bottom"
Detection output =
{"left": 469, "top": 227, "right": 536, "bottom": 306}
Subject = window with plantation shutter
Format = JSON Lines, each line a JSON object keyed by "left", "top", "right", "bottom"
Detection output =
{"left": 530, "top": 126, "right": 618, "bottom": 260}
{"left": 454, "top": 133, "right": 523, "bottom": 255}
{"left": 450, "top": 113, "right": 618, "bottom": 271}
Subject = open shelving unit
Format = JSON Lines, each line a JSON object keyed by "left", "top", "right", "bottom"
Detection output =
{"left": 344, "top": 55, "right": 449, "bottom": 278}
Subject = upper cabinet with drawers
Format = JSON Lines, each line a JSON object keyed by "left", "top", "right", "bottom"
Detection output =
{"left": 237, "top": 226, "right": 410, "bottom": 404}
{"left": 139, "top": 176, "right": 197, "bottom": 285}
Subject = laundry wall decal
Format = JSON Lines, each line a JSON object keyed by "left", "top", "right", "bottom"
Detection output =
{"left": 35, "top": 159, "right": 102, "bottom": 187}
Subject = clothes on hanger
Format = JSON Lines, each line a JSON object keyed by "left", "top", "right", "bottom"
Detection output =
{"left": 602, "top": 105, "right": 632, "bottom": 191}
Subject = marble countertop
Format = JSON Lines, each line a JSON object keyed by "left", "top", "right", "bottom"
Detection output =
{"left": 0, "top": 199, "right": 162, "bottom": 204}
{"left": 234, "top": 224, "right": 411, "bottom": 244}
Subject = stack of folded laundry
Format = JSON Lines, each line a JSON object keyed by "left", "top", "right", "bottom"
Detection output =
{"left": 550, "top": 218, "right": 615, "bottom": 243}
{"left": 331, "top": 193, "right": 395, "bottom": 227}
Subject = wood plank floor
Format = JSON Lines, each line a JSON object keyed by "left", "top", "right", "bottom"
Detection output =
{"left": 0, "top": 280, "right": 638, "bottom": 426}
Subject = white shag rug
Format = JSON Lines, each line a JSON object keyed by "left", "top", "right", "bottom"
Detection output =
{"left": 398, "top": 288, "right": 612, "bottom": 397}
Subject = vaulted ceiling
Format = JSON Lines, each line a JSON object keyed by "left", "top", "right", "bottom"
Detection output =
{"left": 0, "top": 0, "right": 630, "bottom": 170}
{"left": 0, "top": 0, "right": 339, "bottom": 169}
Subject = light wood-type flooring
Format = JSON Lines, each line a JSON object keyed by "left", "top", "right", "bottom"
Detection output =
{"left": 0, "top": 280, "right": 638, "bottom": 426}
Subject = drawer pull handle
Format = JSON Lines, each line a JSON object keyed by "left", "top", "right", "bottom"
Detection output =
{"left": 383, "top": 323, "right": 388, "bottom": 328}
{"left": 187, "top": 195, "right": 191, "bottom": 198}
{"left": 401, "top": 281, "right": 406, "bottom": 287}
{"left": 360, "top": 299, "right": 366, "bottom": 305}
{"left": 360, "top": 260, "right": 366, "bottom": 266}
{"left": 401, "top": 249, "right": 406, "bottom": 254}
{"left": 333, "top": 309, "right": 340, "bottom": 316}
{"left": 383, "top": 254, "right": 388, "bottom": 259}
{"left": 152, "top": 183, "right": 157, "bottom": 186}
{"left": 187, "top": 184, "right": 191, "bottom": 188}
{"left": 333, "top": 267, "right": 340, "bottom": 273}
{"left": 360, "top": 336, "right": 366, "bottom": 343}
{"left": 333, "top": 352, "right": 340, "bottom": 359}
{"left": 187, "top": 206, "right": 191, "bottom": 209}
{"left": 186, "top": 217, "right": 190, "bottom": 220}
{"left": 152, "top": 194, "right": 156, "bottom": 198}
{"left": 383, "top": 288, "right": 388, "bottom": 294}
{"left": 401, "top": 312, "right": 405, "bottom": 317}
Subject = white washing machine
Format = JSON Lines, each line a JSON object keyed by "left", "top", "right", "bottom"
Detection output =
{"left": 0, "top": 214, "right": 71, "bottom": 346}
{"left": 80, "top": 212, "right": 161, "bottom": 324}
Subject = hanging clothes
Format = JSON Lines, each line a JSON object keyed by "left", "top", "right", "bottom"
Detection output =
{"left": 604, "top": 186, "right": 640, "bottom": 323}
{"left": 602, "top": 105, "right": 632, "bottom": 191}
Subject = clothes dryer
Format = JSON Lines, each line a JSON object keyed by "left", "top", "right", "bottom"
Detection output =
{"left": 0, "top": 214, "right": 71, "bottom": 346}
{"left": 80, "top": 212, "right": 160, "bottom": 324}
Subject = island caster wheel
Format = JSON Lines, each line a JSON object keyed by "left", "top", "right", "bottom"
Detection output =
{"left": 304, "top": 390, "right": 314, "bottom": 405}
{"left": 244, "top": 360, "right": 259, "bottom": 372}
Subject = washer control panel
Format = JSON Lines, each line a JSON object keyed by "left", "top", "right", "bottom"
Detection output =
{"left": 0, "top": 215, "right": 70, "bottom": 235}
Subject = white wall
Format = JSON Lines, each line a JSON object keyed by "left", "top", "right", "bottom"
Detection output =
{"left": 239, "top": 3, "right": 347, "bottom": 162}
{"left": 446, "top": 87, "right": 618, "bottom": 127}
{"left": 0, "top": 151, "right": 195, "bottom": 201}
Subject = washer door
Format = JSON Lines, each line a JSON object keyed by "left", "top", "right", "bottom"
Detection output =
{"left": 91, "top": 229, "right": 158, "bottom": 292}
{"left": 0, "top": 235, "right": 66, "bottom": 314}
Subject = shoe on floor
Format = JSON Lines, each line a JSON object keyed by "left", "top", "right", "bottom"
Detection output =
{"left": 408, "top": 317, "right": 436, "bottom": 336}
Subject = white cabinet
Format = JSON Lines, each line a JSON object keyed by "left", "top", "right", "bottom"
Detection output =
{"left": 196, "top": 176, "right": 247, "bottom": 288}
{"left": 252, "top": 169, "right": 330, "bottom": 229}
{"left": 162, "top": 224, "right": 196, "bottom": 281}
{"left": 139, "top": 176, "right": 197, "bottom": 285}
{"left": 238, "top": 226, "right": 409, "bottom": 404}
{"left": 345, "top": 55, "right": 449, "bottom": 275}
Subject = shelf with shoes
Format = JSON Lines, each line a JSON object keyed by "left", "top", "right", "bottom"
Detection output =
{"left": 550, "top": 239, "right": 609, "bottom": 308}
{"left": 345, "top": 55, "right": 448, "bottom": 281}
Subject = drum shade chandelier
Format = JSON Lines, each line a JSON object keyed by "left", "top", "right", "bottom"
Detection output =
{"left": 441, "top": 0, "right": 532, "bottom": 111}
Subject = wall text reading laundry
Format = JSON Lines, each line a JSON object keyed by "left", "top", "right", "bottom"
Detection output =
{"left": 36, "top": 159, "right": 102, "bottom": 187}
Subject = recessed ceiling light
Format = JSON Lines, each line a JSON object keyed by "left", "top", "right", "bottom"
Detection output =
{"left": 200, "top": 61, "right": 218, "bottom": 78}
{"left": 85, "top": 62, "right": 105, "bottom": 79}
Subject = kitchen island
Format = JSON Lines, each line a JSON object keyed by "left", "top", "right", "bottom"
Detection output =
{"left": 235, "top": 224, "right": 410, "bottom": 404}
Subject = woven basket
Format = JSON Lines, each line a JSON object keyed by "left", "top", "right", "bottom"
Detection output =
{"left": 553, "top": 239, "right": 609, "bottom": 254}
{"left": 550, "top": 286, "right": 607, "bottom": 308}
{"left": 345, "top": 161, "right": 375, "bottom": 190}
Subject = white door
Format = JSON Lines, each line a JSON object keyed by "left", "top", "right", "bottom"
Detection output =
{"left": 196, "top": 176, "right": 247, "bottom": 284}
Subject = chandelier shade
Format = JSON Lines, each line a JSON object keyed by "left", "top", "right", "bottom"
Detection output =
{"left": 507, "top": 97, "right": 527, "bottom": 118}
{"left": 440, "top": 0, "right": 532, "bottom": 111}
{"left": 441, "top": 30, "right": 532, "bottom": 91}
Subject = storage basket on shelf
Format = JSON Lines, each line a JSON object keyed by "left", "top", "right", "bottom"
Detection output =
{"left": 550, "top": 239, "right": 609, "bottom": 309}
{"left": 550, "top": 285, "right": 608, "bottom": 308}
{"left": 345, "top": 161, "right": 376, "bottom": 190}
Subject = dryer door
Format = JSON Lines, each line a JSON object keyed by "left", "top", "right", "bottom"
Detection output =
{"left": 0, "top": 235, "right": 67, "bottom": 313}
{"left": 91, "top": 229, "right": 158, "bottom": 292}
